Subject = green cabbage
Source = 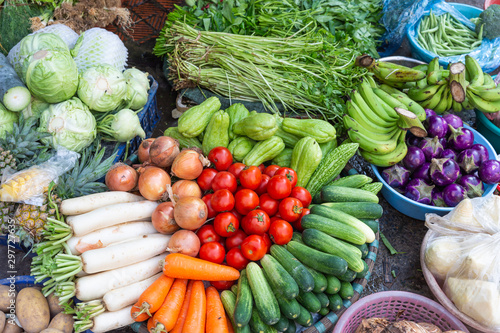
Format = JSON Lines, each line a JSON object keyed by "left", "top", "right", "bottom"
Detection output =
{"left": 21, "top": 98, "right": 50, "bottom": 119}
{"left": 0, "top": 103, "right": 18, "bottom": 139}
{"left": 24, "top": 49, "right": 79, "bottom": 104}
{"left": 77, "top": 64, "right": 127, "bottom": 112}
{"left": 38, "top": 97, "right": 97, "bottom": 152}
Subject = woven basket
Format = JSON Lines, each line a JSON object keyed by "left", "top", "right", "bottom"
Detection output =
{"left": 421, "top": 230, "right": 500, "bottom": 333}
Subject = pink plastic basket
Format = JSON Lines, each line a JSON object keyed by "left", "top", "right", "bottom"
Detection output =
{"left": 333, "top": 291, "right": 469, "bottom": 333}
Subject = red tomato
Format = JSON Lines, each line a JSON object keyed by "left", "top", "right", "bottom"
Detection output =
{"left": 202, "top": 194, "right": 217, "bottom": 219}
{"left": 212, "top": 171, "right": 237, "bottom": 193}
{"left": 239, "top": 166, "right": 262, "bottom": 190}
{"left": 255, "top": 174, "right": 270, "bottom": 196}
{"left": 196, "top": 224, "right": 221, "bottom": 245}
{"left": 226, "top": 247, "right": 250, "bottom": 270}
{"left": 226, "top": 229, "right": 248, "bottom": 250}
{"left": 294, "top": 208, "right": 310, "bottom": 232}
{"left": 227, "top": 163, "right": 246, "bottom": 179}
{"left": 210, "top": 280, "right": 235, "bottom": 290}
{"left": 290, "top": 186, "right": 312, "bottom": 207}
{"left": 269, "top": 220, "right": 293, "bottom": 245}
{"left": 196, "top": 168, "right": 218, "bottom": 192}
{"left": 241, "top": 209, "right": 270, "bottom": 235}
{"left": 214, "top": 212, "right": 239, "bottom": 237}
{"left": 208, "top": 147, "right": 233, "bottom": 171}
{"left": 235, "top": 189, "right": 259, "bottom": 215}
{"left": 258, "top": 164, "right": 266, "bottom": 173}
{"left": 267, "top": 175, "right": 292, "bottom": 200}
{"left": 199, "top": 242, "right": 225, "bottom": 264}
{"left": 259, "top": 193, "right": 279, "bottom": 217}
{"left": 278, "top": 197, "right": 303, "bottom": 222}
{"left": 211, "top": 189, "right": 235, "bottom": 212}
{"left": 262, "top": 233, "right": 272, "bottom": 254}
{"left": 275, "top": 167, "right": 298, "bottom": 187}
{"left": 270, "top": 216, "right": 282, "bottom": 223}
{"left": 241, "top": 235, "right": 267, "bottom": 261}
{"left": 264, "top": 165, "right": 281, "bottom": 178}
{"left": 229, "top": 208, "right": 243, "bottom": 221}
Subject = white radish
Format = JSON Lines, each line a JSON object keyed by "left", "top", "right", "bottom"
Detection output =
{"left": 67, "top": 221, "right": 158, "bottom": 255}
{"left": 102, "top": 273, "right": 162, "bottom": 311}
{"left": 81, "top": 234, "right": 170, "bottom": 274}
{"left": 67, "top": 200, "right": 159, "bottom": 237}
{"left": 76, "top": 270, "right": 88, "bottom": 277}
{"left": 60, "top": 191, "right": 145, "bottom": 216}
{"left": 91, "top": 306, "right": 134, "bottom": 333}
{"left": 76, "top": 253, "right": 166, "bottom": 301}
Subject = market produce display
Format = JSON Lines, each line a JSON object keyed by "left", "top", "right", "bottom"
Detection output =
{"left": 354, "top": 316, "right": 466, "bottom": 333}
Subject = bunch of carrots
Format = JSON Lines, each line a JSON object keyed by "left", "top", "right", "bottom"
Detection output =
{"left": 131, "top": 253, "right": 241, "bottom": 333}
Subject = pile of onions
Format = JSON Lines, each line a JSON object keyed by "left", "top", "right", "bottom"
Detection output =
{"left": 171, "top": 149, "right": 211, "bottom": 180}
{"left": 169, "top": 180, "right": 202, "bottom": 203}
{"left": 137, "top": 138, "right": 155, "bottom": 163}
{"left": 105, "top": 163, "right": 138, "bottom": 192}
{"left": 138, "top": 166, "right": 171, "bottom": 201}
{"left": 151, "top": 202, "right": 179, "bottom": 234}
{"left": 149, "top": 136, "right": 180, "bottom": 168}
{"left": 166, "top": 229, "right": 200, "bottom": 257}
{"left": 173, "top": 197, "right": 208, "bottom": 230}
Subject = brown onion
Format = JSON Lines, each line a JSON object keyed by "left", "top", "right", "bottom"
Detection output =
{"left": 170, "top": 180, "right": 202, "bottom": 203}
{"left": 173, "top": 197, "right": 208, "bottom": 230}
{"left": 138, "top": 166, "right": 171, "bottom": 201}
{"left": 105, "top": 163, "right": 138, "bottom": 192}
{"left": 138, "top": 138, "right": 155, "bottom": 163}
{"left": 151, "top": 202, "right": 179, "bottom": 234}
{"left": 149, "top": 136, "right": 180, "bottom": 168}
{"left": 171, "top": 149, "right": 210, "bottom": 180}
{"left": 167, "top": 229, "right": 201, "bottom": 257}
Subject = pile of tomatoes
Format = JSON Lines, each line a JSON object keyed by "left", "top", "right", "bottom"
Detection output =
{"left": 195, "top": 147, "right": 312, "bottom": 278}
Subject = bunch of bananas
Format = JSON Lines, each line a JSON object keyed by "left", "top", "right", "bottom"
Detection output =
{"left": 465, "top": 56, "right": 500, "bottom": 114}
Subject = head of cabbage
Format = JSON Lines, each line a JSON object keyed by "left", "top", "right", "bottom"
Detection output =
{"left": 22, "top": 98, "right": 50, "bottom": 119}
{"left": 0, "top": 103, "right": 18, "bottom": 139}
{"left": 77, "top": 64, "right": 127, "bottom": 112}
{"left": 38, "top": 97, "right": 97, "bottom": 153}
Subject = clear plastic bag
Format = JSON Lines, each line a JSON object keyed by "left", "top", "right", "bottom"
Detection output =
{"left": 0, "top": 147, "right": 79, "bottom": 205}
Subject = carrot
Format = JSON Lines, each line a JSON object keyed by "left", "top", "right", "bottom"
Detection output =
{"left": 226, "top": 316, "right": 235, "bottom": 333}
{"left": 170, "top": 280, "right": 195, "bottom": 333}
{"left": 206, "top": 286, "right": 229, "bottom": 333}
{"left": 151, "top": 279, "right": 188, "bottom": 332}
{"left": 182, "top": 280, "right": 206, "bottom": 333}
{"left": 131, "top": 275, "right": 174, "bottom": 322}
{"left": 163, "top": 253, "right": 240, "bottom": 281}
{"left": 147, "top": 317, "right": 155, "bottom": 333}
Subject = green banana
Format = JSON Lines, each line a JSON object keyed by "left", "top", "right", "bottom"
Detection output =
{"left": 433, "top": 87, "right": 451, "bottom": 114}
{"left": 389, "top": 92, "right": 427, "bottom": 121}
{"left": 374, "top": 94, "right": 400, "bottom": 119}
{"left": 482, "top": 74, "right": 497, "bottom": 89}
{"left": 370, "top": 61, "right": 427, "bottom": 83}
{"left": 452, "top": 100, "right": 463, "bottom": 113}
{"left": 467, "top": 85, "right": 500, "bottom": 102}
{"left": 426, "top": 70, "right": 450, "bottom": 85}
{"left": 346, "top": 98, "right": 395, "bottom": 133}
{"left": 426, "top": 57, "right": 440, "bottom": 77}
{"left": 358, "top": 131, "right": 408, "bottom": 167}
{"left": 416, "top": 77, "right": 428, "bottom": 89}
{"left": 347, "top": 127, "right": 401, "bottom": 155}
{"left": 420, "top": 84, "right": 447, "bottom": 111}
{"left": 343, "top": 115, "right": 399, "bottom": 141}
{"left": 379, "top": 84, "right": 400, "bottom": 95}
{"left": 462, "top": 97, "right": 474, "bottom": 110}
{"left": 465, "top": 55, "right": 484, "bottom": 87}
{"left": 446, "top": 89, "right": 454, "bottom": 112}
{"left": 359, "top": 80, "right": 398, "bottom": 122}
{"left": 413, "top": 64, "right": 429, "bottom": 72}
{"left": 365, "top": 75, "right": 378, "bottom": 88}
{"left": 372, "top": 88, "right": 406, "bottom": 110}
{"left": 407, "top": 84, "right": 443, "bottom": 102}
{"left": 466, "top": 90, "right": 500, "bottom": 113}
{"left": 350, "top": 90, "right": 390, "bottom": 127}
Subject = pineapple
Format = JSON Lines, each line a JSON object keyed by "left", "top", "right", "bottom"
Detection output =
{"left": 0, "top": 201, "right": 15, "bottom": 235}
{"left": 0, "top": 147, "right": 16, "bottom": 176}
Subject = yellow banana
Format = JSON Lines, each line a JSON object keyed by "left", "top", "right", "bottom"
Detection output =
{"left": 465, "top": 55, "right": 484, "bottom": 87}
{"left": 348, "top": 126, "right": 401, "bottom": 155}
{"left": 359, "top": 80, "right": 398, "bottom": 122}
{"left": 420, "top": 84, "right": 447, "bottom": 110}
{"left": 350, "top": 89, "right": 390, "bottom": 127}
{"left": 343, "top": 115, "right": 399, "bottom": 141}
{"left": 407, "top": 84, "right": 443, "bottom": 102}
{"left": 466, "top": 90, "right": 500, "bottom": 113}
{"left": 358, "top": 131, "right": 408, "bottom": 167}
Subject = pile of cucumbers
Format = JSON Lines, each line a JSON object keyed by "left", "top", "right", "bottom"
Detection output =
{"left": 221, "top": 174, "right": 383, "bottom": 332}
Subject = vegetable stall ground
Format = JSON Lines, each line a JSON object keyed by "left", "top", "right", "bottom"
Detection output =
{"left": 0, "top": 0, "right": 499, "bottom": 332}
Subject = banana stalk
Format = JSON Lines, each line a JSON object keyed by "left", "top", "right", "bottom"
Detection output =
{"left": 449, "top": 62, "right": 466, "bottom": 103}
{"left": 395, "top": 108, "right": 427, "bottom": 138}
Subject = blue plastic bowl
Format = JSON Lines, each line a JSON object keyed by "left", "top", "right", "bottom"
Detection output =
{"left": 372, "top": 125, "right": 498, "bottom": 221}
{"left": 406, "top": 3, "right": 483, "bottom": 67}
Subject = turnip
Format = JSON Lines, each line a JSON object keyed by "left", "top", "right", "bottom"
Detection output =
{"left": 97, "top": 108, "right": 145, "bottom": 143}
{"left": 91, "top": 306, "right": 134, "bottom": 333}
{"left": 60, "top": 191, "right": 144, "bottom": 216}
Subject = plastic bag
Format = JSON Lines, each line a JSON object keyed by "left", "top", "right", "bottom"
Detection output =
{"left": 0, "top": 147, "right": 79, "bottom": 205}
{"left": 424, "top": 195, "right": 500, "bottom": 329}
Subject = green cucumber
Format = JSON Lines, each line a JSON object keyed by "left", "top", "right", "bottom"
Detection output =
{"left": 287, "top": 319, "right": 296, "bottom": 332}
{"left": 304, "top": 265, "right": 328, "bottom": 293}
{"left": 301, "top": 214, "right": 366, "bottom": 245}
{"left": 296, "top": 290, "right": 321, "bottom": 313}
{"left": 330, "top": 174, "right": 373, "bottom": 188}
{"left": 337, "top": 268, "right": 357, "bottom": 282}
{"left": 234, "top": 269, "right": 253, "bottom": 327}
{"left": 328, "top": 293, "right": 343, "bottom": 311}
{"left": 302, "top": 228, "right": 364, "bottom": 273}
{"left": 291, "top": 231, "right": 304, "bottom": 244}
{"left": 310, "top": 205, "right": 375, "bottom": 243}
{"left": 231, "top": 284, "right": 238, "bottom": 295}
{"left": 339, "top": 281, "right": 354, "bottom": 300}
{"left": 221, "top": 290, "right": 252, "bottom": 333}
{"left": 261, "top": 254, "right": 299, "bottom": 299}
{"left": 315, "top": 292, "right": 330, "bottom": 308}
{"left": 360, "top": 219, "right": 379, "bottom": 234}
{"left": 272, "top": 315, "right": 289, "bottom": 332}
{"left": 295, "top": 304, "right": 313, "bottom": 327}
{"left": 286, "top": 241, "right": 348, "bottom": 276}
{"left": 270, "top": 245, "right": 315, "bottom": 292}
{"left": 325, "top": 276, "right": 341, "bottom": 295}
{"left": 321, "top": 202, "right": 383, "bottom": 219}
{"left": 246, "top": 262, "right": 281, "bottom": 325}
{"left": 356, "top": 261, "right": 369, "bottom": 279}
{"left": 317, "top": 185, "right": 379, "bottom": 203}
{"left": 319, "top": 307, "right": 330, "bottom": 316}
{"left": 249, "top": 307, "right": 277, "bottom": 333}
{"left": 276, "top": 295, "right": 300, "bottom": 320}
{"left": 351, "top": 243, "right": 369, "bottom": 259}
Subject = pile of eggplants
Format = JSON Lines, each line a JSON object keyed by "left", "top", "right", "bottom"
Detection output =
{"left": 381, "top": 110, "right": 500, "bottom": 207}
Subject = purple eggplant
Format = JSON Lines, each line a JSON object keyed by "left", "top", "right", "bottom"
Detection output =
{"left": 403, "top": 146, "right": 426, "bottom": 171}
{"left": 456, "top": 149, "right": 481, "bottom": 173}
{"left": 430, "top": 158, "right": 460, "bottom": 186}
{"left": 418, "top": 136, "right": 444, "bottom": 162}
{"left": 404, "top": 178, "right": 435, "bottom": 205}
{"left": 442, "top": 183, "right": 467, "bottom": 207}
{"left": 439, "top": 137, "right": 448, "bottom": 149}
{"left": 432, "top": 189, "right": 447, "bottom": 207}
{"left": 406, "top": 133, "right": 422, "bottom": 147}
{"left": 447, "top": 125, "right": 474, "bottom": 151}
{"left": 441, "top": 149, "right": 457, "bottom": 160}
{"left": 426, "top": 115, "right": 449, "bottom": 138}
{"left": 425, "top": 108, "right": 437, "bottom": 118}
{"left": 457, "top": 174, "right": 485, "bottom": 198}
{"left": 382, "top": 164, "right": 411, "bottom": 188}
{"left": 442, "top": 113, "right": 463, "bottom": 130}
{"left": 478, "top": 160, "right": 500, "bottom": 184}
{"left": 413, "top": 162, "right": 432, "bottom": 183}
{"left": 471, "top": 143, "right": 490, "bottom": 164}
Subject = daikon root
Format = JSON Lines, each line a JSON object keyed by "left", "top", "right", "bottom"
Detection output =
{"left": 60, "top": 191, "right": 145, "bottom": 216}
